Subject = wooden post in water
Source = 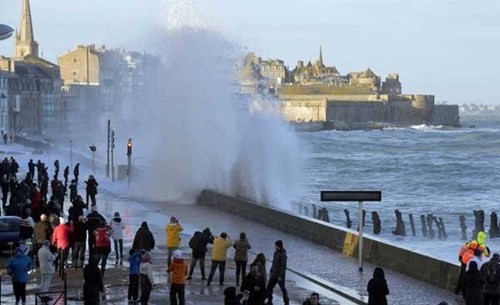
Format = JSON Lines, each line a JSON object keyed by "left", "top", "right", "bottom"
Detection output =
{"left": 392, "top": 209, "right": 406, "bottom": 236}
{"left": 426, "top": 214, "right": 435, "bottom": 239}
{"left": 459, "top": 215, "right": 467, "bottom": 240}
{"left": 371, "top": 211, "right": 381, "bottom": 234}
{"left": 433, "top": 216, "right": 443, "bottom": 239}
{"left": 344, "top": 209, "right": 352, "bottom": 229}
{"left": 489, "top": 212, "right": 499, "bottom": 238}
{"left": 409, "top": 214, "right": 416, "bottom": 236}
{"left": 322, "top": 208, "right": 330, "bottom": 223}
{"left": 439, "top": 217, "right": 447, "bottom": 239}
{"left": 473, "top": 210, "right": 485, "bottom": 238}
{"left": 421, "top": 215, "right": 428, "bottom": 237}
{"left": 312, "top": 204, "right": 317, "bottom": 219}
{"left": 304, "top": 206, "right": 309, "bottom": 217}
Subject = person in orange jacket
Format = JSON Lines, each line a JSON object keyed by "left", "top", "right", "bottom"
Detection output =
{"left": 455, "top": 230, "right": 491, "bottom": 296}
{"left": 167, "top": 249, "right": 188, "bottom": 305}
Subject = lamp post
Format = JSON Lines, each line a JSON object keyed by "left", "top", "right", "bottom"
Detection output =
{"left": 69, "top": 140, "right": 73, "bottom": 169}
{"left": 127, "top": 138, "right": 132, "bottom": 189}
{"left": 89, "top": 145, "right": 96, "bottom": 175}
{"left": 111, "top": 130, "right": 115, "bottom": 182}
{"left": 320, "top": 191, "right": 382, "bottom": 272}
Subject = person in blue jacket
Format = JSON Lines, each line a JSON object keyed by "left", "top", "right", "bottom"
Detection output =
{"left": 7, "top": 247, "right": 34, "bottom": 305}
{"left": 128, "top": 248, "right": 143, "bottom": 302}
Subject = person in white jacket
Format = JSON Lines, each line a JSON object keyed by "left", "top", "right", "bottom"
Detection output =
{"left": 38, "top": 240, "right": 55, "bottom": 301}
{"left": 109, "top": 212, "right": 126, "bottom": 265}
{"left": 139, "top": 251, "right": 155, "bottom": 305}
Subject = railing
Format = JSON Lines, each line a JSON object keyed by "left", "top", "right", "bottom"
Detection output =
{"left": 34, "top": 272, "right": 67, "bottom": 305}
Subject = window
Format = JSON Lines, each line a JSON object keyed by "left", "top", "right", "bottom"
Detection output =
{"left": 74, "top": 58, "right": 77, "bottom": 63}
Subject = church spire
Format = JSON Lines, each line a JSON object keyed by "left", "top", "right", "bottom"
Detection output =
{"left": 15, "top": 0, "right": 39, "bottom": 59}
{"left": 319, "top": 45, "right": 323, "bottom": 66}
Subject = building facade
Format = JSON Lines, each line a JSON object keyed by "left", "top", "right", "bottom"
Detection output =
{"left": 0, "top": 0, "right": 62, "bottom": 134}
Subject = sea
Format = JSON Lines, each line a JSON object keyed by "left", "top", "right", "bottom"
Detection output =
{"left": 295, "top": 114, "right": 500, "bottom": 262}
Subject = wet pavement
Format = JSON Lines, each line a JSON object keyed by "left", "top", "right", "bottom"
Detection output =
{"left": 0, "top": 144, "right": 465, "bottom": 304}
{"left": 1, "top": 189, "right": 465, "bottom": 305}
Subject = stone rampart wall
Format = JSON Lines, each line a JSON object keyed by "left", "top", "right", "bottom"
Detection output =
{"left": 197, "top": 189, "right": 460, "bottom": 291}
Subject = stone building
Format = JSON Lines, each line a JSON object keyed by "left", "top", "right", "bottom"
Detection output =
{"left": 242, "top": 53, "right": 288, "bottom": 94}
{"left": 292, "top": 46, "right": 342, "bottom": 85}
{"left": 0, "top": 0, "right": 62, "bottom": 134}
{"left": 58, "top": 46, "right": 160, "bottom": 131}
{"left": 348, "top": 69, "right": 381, "bottom": 92}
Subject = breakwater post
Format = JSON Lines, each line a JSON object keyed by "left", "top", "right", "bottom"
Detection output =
{"left": 372, "top": 211, "right": 381, "bottom": 234}
{"left": 473, "top": 210, "right": 485, "bottom": 238}
{"left": 489, "top": 212, "right": 499, "bottom": 238}
{"left": 409, "top": 214, "right": 416, "bottom": 236}
{"left": 421, "top": 215, "right": 428, "bottom": 237}
{"left": 344, "top": 209, "right": 352, "bottom": 229}
{"left": 393, "top": 209, "right": 406, "bottom": 236}
{"left": 459, "top": 215, "right": 467, "bottom": 240}
{"left": 426, "top": 214, "right": 435, "bottom": 239}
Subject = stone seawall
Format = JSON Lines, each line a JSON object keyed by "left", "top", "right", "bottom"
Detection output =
{"left": 197, "top": 189, "right": 460, "bottom": 291}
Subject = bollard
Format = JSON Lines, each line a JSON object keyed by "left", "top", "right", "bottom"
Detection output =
{"left": 392, "top": 209, "right": 406, "bottom": 236}
{"left": 409, "top": 214, "right": 416, "bottom": 236}
{"left": 489, "top": 212, "right": 499, "bottom": 238}
{"left": 344, "top": 209, "right": 352, "bottom": 229}
{"left": 421, "top": 215, "right": 428, "bottom": 237}
{"left": 371, "top": 211, "right": 381, "bottom": 234}
{"left": 459, "top": 215, "right": 467, "bottom": 240}
{"left": 426, "top": 214, "right": 435, "bottom": 239}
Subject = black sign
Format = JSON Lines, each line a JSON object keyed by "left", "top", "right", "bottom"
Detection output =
{"left": 320, "top": 191, "right": 382, "bottom": 202}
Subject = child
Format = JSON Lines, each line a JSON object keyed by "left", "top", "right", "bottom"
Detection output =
{"left": 167, "top": 249, "right": 188, "bottom": 305}
{"left": 128, "top": 248, "right": 142, "bottom": 303}
{"left": 139, "top": 251, "right": 155, "bottom": 305}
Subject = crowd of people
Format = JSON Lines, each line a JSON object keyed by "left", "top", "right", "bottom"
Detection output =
{"left": 2, "top": 157, "right": 329, "bottom": 305}
{"left": 454, "top": 230, "right": 500, "bottom": 305}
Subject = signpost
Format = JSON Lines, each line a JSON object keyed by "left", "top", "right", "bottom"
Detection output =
{"left": 320, "top": 191, "right": 382, "bottom": 272}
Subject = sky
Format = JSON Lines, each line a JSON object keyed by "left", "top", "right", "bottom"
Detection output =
{"left": 0, "top": 0, "right": 499, "bottom": 103}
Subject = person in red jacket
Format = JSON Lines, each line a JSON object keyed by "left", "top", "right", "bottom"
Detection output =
{"left": 93, "top": 220, "right": 111, "bottom": 277}
{"left": 167, "top": 249, "right": 188, "bottom": 305}
{"left": 52, "top": 217, "right": 73, "bottom": 278}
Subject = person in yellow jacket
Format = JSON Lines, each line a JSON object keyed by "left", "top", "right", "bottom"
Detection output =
{"left": 206, "top": 232, "right": 232, "bottom": 286}
{"left": 165, "top": 216, "right": 183, "bottom": 267}
{"left": 455, "top": 230, "right": 491, "bottom": 296}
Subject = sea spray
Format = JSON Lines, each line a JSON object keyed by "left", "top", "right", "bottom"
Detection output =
{"left": 121, "top": 0, "right": 303, "bottom": 208}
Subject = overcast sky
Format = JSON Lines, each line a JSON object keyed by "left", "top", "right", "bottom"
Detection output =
{"left": 1, "top": 0, "right": 499, "bottom": 103}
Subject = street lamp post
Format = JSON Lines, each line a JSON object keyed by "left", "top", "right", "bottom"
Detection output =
{"left": 89, "top": 145, "right": 96, "bottom": 175}
{"left": 69, "top": 140, "right": 73, "bottom": 169}
{"left": 111, "top": 130, "right": 115, "bottom": 182}
{"left": 127, "top": 138, "right": 132, "bottom": 189}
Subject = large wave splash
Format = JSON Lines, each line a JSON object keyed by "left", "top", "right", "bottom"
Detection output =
{"left": 129, "top": 0, "right": 302, "bottom": 208}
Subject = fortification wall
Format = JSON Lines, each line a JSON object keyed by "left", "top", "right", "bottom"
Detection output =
{"left": 197, "top": 189, "right": 460, "bottom": 291}
{"left": 282, "top": 99, "right": 327, "bottom": 122}
{"left": 432, "top": 104, "right": 460, "bottom": 127}
{"left": 326, "top": 101, "right": 385, "bottom": 122}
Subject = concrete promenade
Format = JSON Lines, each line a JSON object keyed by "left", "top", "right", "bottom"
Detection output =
{"left": 2, "top": 188, "right": 464, "bottom": 305}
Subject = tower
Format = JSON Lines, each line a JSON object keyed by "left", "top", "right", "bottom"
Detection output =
{"left": 14, "top": 0, "right": 39, "bottom": 59}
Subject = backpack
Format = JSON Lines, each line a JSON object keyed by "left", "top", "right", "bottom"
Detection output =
{"left": 189, "top": 231, "right": 204, "bottom": 252}
{"left": 95, "top": 228, "right": 111, "bottom": 248}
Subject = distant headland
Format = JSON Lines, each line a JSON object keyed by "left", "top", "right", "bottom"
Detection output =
{"left": 240, "top": 47, "right": 460, "bottom": 130}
